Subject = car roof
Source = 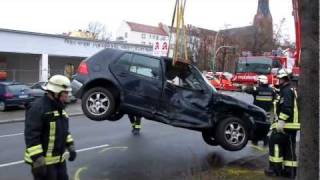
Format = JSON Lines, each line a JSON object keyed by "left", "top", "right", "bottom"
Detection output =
{"left": 92, "top": 48, "right": 191, "bottom": 65}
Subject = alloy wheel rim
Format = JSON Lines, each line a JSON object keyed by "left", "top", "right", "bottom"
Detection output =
{"left": 86, "top": 92, "right": 110, "bottom": 116}
{"left": 224, "top": 122, "right": 245, "bottom": 146}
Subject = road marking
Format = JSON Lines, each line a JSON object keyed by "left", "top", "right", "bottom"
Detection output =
{"left": 0, "top": 143, "right": 109, "bottom": 168}
{"left": 74, "top": 166, "right": 87, "bottom": 180}
{"left": 99, "top": 146, "right": 128, "bottom": 153}
{"left": 0, "top": 133, "right": 23, "bottom": 138}
{"left": 0, "top": 160, "right": 24, "bottom": 168}
{"left": 76, "top": 144, "right": 110, "bottom": 153}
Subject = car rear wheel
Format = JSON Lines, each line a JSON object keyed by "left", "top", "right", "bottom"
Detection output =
{"left": 215, "top": 117, "right": 248, "bottom": 151}
{"left": 202, "top": 130, "right": 219, "bottom": 146}
{"left": 0, "top": 101, "right": 6, "bottom": 111}
{"left": 81, "top": 87, "right": 116, "bottom": 121}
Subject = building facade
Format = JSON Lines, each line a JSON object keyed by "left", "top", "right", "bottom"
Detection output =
{"left": 116, "top": 21, "right": 168, "bottom": 46}
{"left": 0, "top": 28, "right": 152, "bottom": 84}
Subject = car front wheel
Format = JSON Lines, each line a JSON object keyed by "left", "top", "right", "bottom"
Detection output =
{"left": 81, "top": 87, "right": 116, "bottom": 121}
{"left": 215, "top": 117, "right": 249, "bottom": 151}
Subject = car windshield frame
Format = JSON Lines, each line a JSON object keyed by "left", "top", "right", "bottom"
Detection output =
{"left": 31, "top": 82, "right": 46, "bottom": 89}
{"left": 188, "top": 64, "right": 217, "bottom": 93}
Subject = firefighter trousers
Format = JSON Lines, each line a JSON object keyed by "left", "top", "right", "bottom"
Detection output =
{"left": 32, "top": 162, "right": 68, "bottom": 180}
{"left": 268, "top": 130, "right": 297, "bottom": 177}
{"left": 129, "top": 115, "right": 141, "bottom": 129}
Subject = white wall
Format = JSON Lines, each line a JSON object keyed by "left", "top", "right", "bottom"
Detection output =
{"left": 116, "top": 22, "right": 169, "bottom": 46}
{"left": 129, "top": 32, "right": 168, "bottom": 46}
{"left": 116, "top": 21, "right": 131, "bottom": 42}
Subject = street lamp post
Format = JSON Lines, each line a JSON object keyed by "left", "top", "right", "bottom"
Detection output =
{"left": 211, "top": 30, "right": 220, "bottom": 72}
{"left": 215, "top": 45, "right": 234, "bottom": 56}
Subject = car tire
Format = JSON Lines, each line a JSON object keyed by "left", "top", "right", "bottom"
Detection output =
{"left": 0, "top": 101, "right": 6, "bottom": 111}
{"left": 202, "top": 130, "right": 219, "bottom": 146}
{"left": 81, "top": 87, "right": 116, "bottom": 121}
{"left": 215, "top": 116, "right": 249, "bottom": 151}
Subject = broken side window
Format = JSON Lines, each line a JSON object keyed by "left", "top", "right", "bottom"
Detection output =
{"left": 130, "top": 55, "right": 161, "bottom": 79}
{"left": 165, "top": 61, "right": 203, "bottom": 91}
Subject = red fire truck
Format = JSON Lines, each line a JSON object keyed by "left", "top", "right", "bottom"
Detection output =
{"left": 231, "top": 0, "right": 301, "bottom": 89}
{"left": 231, "top": 56, "right": 283, "bottom": 89}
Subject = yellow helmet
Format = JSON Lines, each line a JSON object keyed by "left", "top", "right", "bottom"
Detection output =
{"left": 43, "top": 75, "right": 72, "bottom": 93}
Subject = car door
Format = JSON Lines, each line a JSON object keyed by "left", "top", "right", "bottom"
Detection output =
{"left": 161, "top": 63, "right": 212, "bottom": 127}
{"left": 111, "top": 53, "right": 163, "bottom": 115}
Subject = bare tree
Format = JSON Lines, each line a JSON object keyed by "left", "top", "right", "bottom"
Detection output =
{"left": 272, "top": 18, "right": 290, "bottom": 48}
{"left": 297, "top": 0, "right": 319, "bottom": 179}
{"left": 86, "top": 21, "right": 111, "bottom": 40}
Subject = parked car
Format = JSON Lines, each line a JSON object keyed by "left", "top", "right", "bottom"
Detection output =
{"left": 72, "top": 48, "right": 270, "bottom": 151}
{"left": 30, "top": 81, "right": 77, "bottom": 103}
{"left": 0, "top": 81, "right": 34, "bottom": 111}
{"left": 30, "top": 81, "right": 46, "bottom": 98}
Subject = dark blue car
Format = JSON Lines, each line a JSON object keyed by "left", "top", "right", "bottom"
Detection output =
{"left": 72, "top": 48, "right": 270, "bottom": 151}
{"left": 0, "top": 81, "right": 34, "bottom": 111}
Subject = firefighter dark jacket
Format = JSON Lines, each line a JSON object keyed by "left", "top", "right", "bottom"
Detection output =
{"left": 245, "top": 84, "right": 276, "bottom": 112}
{"left": 24, "top": 94, "right": 74, "bottom": 165}
{"left": 272, "top": 82, "right": 300, "bottom": 130}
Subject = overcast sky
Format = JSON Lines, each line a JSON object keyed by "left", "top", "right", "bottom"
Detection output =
{"left": 0, "top": 0, "right": 295, "bottom": 41}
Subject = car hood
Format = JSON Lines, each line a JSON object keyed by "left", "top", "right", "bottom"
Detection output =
{"left": 212, "top": 92, "right": 267, "bottom": 121}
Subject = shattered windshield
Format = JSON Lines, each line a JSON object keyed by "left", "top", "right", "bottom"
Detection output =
{"left": 165, "top": 60, "right": 216, "bottom": 92}
{"left": 202, "top": 73, "right": 217, "bottom": 92}
{"left": 236, "top": 57, "right": 272, "bottom": 75}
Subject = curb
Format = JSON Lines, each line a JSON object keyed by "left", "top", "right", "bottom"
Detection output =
{"left": 0, "top": 112, "right": 84, "bottom": 125}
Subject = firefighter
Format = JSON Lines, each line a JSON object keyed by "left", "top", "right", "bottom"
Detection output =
{"left": 244, "top": 75, "right": 276, "bottom": 146}
{"left": 265, "top": 69, "right": 300, "bottom": 179}
{"left": 24, "top": 75, "right": 76, "bottom": 180}
{"left": 128, "top": 115, "right": 142, "bottom": 135}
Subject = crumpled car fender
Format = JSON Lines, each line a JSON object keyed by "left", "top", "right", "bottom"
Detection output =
{"left": 212, "top": 93, "right": 267, "bottom": 127}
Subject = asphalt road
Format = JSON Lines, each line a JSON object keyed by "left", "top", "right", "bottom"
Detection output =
{"left": 0, "top": 92, "right": 268, "bottom": 180}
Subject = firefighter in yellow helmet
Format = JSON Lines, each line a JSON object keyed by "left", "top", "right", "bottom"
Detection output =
{"left": 265, "top": 69, "right": 299, "bottom": 179}
{"left": 24, "top": 75, "right": 76, "bottom": 180}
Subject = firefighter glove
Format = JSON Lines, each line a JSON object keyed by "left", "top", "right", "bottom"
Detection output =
{"left": 68, "top": 145, "right": 77, "bottom": 161}
{"left": 32, "top": 156, "right": 47, "bottom": 177}
{"left": 276, "top": 120, "right": 285, "bottom": 133}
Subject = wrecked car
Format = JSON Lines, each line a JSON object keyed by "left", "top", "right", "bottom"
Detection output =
{"left": 71, "top": 48, "right": 270, "bottom": 151}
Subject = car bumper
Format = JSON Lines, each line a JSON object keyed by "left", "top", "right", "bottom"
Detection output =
{"left": 71, "top": 79, "right": 84, "bottom": 98}
{"left": 5, "top": 98, "right": 34, "bottom": 107}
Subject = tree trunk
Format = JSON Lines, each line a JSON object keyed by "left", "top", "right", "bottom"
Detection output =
{"left": 297, "top": 0, "right": 319, "bottom": 179}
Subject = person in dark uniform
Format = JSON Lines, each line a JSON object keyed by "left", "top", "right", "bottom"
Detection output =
{"left": 128, "top": 115, "right": 142, "bottom": 135}
{"left": 24, "top": 75, "right": 76, "bottom": 180}
{"left": 265, "top": 69, "right": 300, "bottom": 179}
{"left": 244, "top": 75, "right": 277, "bottom": 146}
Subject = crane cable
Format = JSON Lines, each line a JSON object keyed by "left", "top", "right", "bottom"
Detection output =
{"left": 168, "top": 0, "right": 189, "bottom": 65}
